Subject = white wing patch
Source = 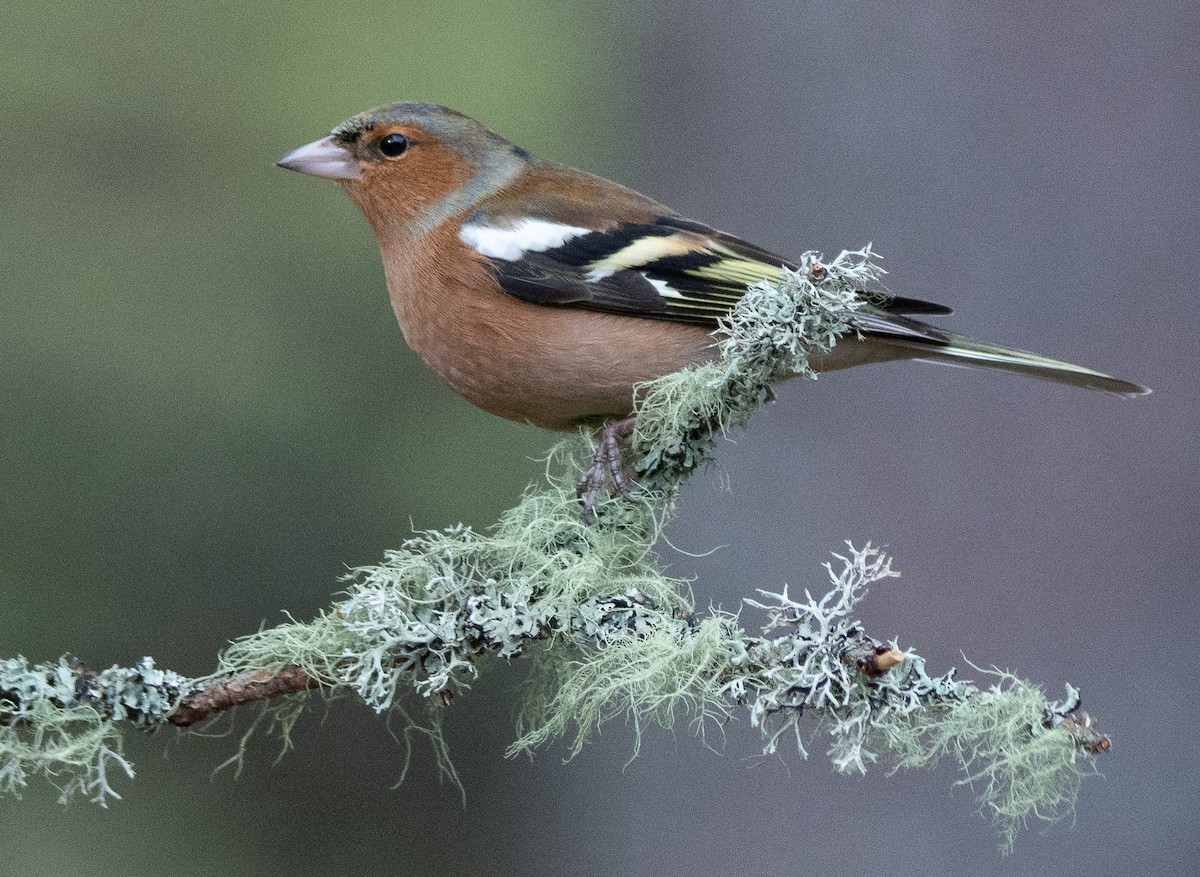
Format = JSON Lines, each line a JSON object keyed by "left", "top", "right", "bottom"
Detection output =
{"left": 642, "top": 274, "right": 684, "bottom": 299}
{"left": 459, "top": 218, "right": 592, "bottom": 261}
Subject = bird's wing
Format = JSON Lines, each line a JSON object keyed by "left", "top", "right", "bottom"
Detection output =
{"left": 458, "top": 210, "right": 1149, "bottom": 395}
{"left": 459, "top": 213, "right": 952, "bottom": 328}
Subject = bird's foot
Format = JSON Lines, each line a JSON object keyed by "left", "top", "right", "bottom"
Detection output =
{"left": 576, "top": 416, "right": 637, "bottom": 524}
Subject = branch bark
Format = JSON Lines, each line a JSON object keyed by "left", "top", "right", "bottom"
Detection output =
{"left": 169, "top": 666, "right": 319, "bottom": 728}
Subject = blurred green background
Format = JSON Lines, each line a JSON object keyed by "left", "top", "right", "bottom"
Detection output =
{"left": 2, "top": 0, "right": 642, "bottom": 666}
{"left": 3, "top": 2, "right": 1197, "bottom": 876}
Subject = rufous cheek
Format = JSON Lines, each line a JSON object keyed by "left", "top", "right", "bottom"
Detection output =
{"left": 346, "top": 139, "right": 476, "bottom": 233}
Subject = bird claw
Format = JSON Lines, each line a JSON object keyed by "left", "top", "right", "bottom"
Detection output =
{"left": 576, "top": 417, "right": 637, "bottom": 524}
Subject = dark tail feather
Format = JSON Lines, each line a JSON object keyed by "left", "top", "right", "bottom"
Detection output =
{"left": 907, "top": 334, "right": 1150, "bottom": 397}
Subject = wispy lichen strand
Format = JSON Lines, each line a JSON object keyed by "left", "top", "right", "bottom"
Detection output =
{"left": 0, "top": 249, "right": 1108, "bottom": 851}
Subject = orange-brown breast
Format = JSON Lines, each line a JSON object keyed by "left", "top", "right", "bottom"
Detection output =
{"left": 379, "top": 222, "right": 718, "bottom": 430}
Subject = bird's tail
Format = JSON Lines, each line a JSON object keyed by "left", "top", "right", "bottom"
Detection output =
{"left": 906, "top": 333, "right": 1150, "bottom": 397}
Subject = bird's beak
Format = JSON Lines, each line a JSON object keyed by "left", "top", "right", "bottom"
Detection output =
{"left": 276, "top": 136, "right": 360, "bottom": 181}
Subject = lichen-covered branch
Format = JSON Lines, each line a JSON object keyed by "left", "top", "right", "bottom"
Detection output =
{"left": 0, "top": 249, "right": 1110, "bottom": 851}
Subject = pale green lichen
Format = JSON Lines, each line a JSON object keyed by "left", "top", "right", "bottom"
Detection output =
{"left": 888, "top": 670, "right": 1095, "bottom": 853}
{"left": 0, "top": 248, "right": 1106, "bottom": 850}
{"left": 731, "top": 543, "right": 920, "bottom": 764}
{"left": 215, "top": 612, "right": 356, "bottom": 688}
{"left": 0, "top": 656, "right": 184, "bottom": 804}
{"left": 512, "top": 613, "right": 740, "bottom": 760}
{"left": 216, "top": 475, "right": 690, "bottom": 711}
{"left": 632, "top": 249, "right": 876, "bottom": 486}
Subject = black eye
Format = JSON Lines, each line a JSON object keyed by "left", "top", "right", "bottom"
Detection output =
{"left": 378, "top": 133, "right": 409, "bottom": 158}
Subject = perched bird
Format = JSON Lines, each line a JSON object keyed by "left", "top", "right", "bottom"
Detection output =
{"left": 277, "top": 101, "right": 1147, "bottom": 447}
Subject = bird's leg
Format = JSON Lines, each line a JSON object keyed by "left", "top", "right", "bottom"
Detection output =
{"left": 576, "top": 416, "right": 637, "bottom": 524}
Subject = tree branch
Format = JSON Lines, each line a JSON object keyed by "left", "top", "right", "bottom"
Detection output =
{"left": 0, "top": 249, "right": 1109, "bottom": 851}
{"left": 169, "top": 667, "right": 319, "bottom": 728}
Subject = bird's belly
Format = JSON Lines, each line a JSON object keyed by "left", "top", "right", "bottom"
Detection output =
{"left": 393, "top": 280, "right": 718, "bottom": 430}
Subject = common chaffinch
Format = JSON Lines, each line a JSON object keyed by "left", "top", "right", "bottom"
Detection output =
{"left": 277, "top": 102, "right": 1148, "bottom": 437}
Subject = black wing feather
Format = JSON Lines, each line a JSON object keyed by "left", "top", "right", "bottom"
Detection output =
{"left": 482, "top": 215, "right": 953, "bottom": 327}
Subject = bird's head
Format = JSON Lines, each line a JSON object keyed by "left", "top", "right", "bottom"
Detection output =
{"left": 277, "top": 102, "right": 529, "bottom": 237}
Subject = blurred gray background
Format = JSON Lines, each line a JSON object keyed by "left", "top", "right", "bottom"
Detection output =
{"left": 2, "top": 2, "right": 1195, "bottom": 875}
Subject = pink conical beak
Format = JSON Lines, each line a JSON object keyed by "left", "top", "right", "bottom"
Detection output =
{"left": 276, "top": 136, "right": 359, "bottom": 181}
